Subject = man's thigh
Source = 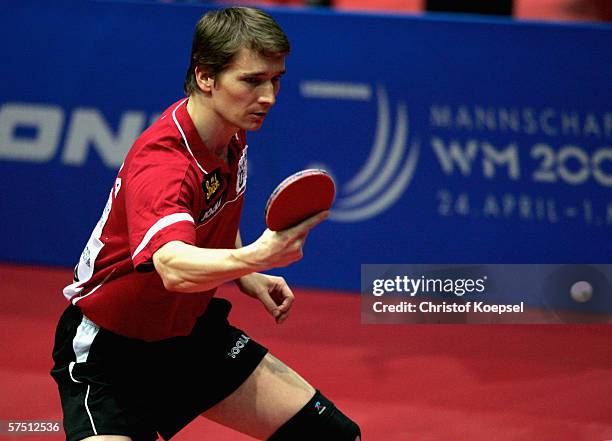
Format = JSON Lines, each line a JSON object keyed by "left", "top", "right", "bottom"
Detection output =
{"left": 201, "top": 352, "right": 316, "bottom": 440}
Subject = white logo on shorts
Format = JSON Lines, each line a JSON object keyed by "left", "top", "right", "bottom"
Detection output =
{"left": 227, "top": 334, "right": 250, "bottom": 359}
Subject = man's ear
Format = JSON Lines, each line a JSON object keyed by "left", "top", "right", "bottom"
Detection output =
{"left": 194, "top": 65, "right": 214, "bottom": 93}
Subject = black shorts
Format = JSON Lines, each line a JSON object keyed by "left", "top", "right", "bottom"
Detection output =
{"left": 50, "top": 298, "right": 268, "bottom": 441}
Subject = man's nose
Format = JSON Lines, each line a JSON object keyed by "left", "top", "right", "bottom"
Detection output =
{"left": 258, "top": 82, "right": 276, "bottom": 106}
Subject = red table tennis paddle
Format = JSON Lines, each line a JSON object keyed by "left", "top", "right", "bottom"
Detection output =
{"left": 265, "top": 169, "right": 335, "bottom": 231}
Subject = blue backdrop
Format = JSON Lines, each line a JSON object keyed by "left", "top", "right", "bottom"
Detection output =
{"left": 1, "top": 1, "right": 611, "bottom": 293}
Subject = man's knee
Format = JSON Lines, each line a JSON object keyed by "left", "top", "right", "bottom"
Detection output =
{"left": 268, "top": 390, "right": 361, "bottom": 440}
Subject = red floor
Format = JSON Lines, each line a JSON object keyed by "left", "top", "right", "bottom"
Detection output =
{"left": 1, "top": 263, "right": 611, "bottom": 440}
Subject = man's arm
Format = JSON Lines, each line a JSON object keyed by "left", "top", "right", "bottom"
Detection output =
{"left": 152, "top": 211, "right": 328, "bottom": 293}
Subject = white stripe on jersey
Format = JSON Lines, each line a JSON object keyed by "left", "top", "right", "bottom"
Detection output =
{"left": 132, "top": 212, "right": 194, "bottom": 261}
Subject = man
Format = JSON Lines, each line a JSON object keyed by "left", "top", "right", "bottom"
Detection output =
{"left": 50, "top": 6, "right": 361, "bottom": 441}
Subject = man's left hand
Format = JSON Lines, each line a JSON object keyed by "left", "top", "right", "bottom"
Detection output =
{"left": 236, "top": 273, "right": 294, "bottom": 324}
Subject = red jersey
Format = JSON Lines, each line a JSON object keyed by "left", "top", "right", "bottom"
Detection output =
{"left": 63, "top": 99, "right": 248, "bottom": 341}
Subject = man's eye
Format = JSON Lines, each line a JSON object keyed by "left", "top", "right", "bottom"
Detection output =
{"left": 244, "top": 78, "right": 260, "bottom": 84}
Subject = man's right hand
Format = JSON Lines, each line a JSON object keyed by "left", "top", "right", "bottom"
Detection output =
{"left": 247, "top": 210, "right": 329, "bottom": 269}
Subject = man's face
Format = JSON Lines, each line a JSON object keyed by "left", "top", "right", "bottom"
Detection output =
{"left": 210, "top": 47, "right": 286, "bottom": 131}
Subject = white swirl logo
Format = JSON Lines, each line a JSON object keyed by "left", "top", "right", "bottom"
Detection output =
{"left": 300, "top": 81, "right": 420, "bottom": 222}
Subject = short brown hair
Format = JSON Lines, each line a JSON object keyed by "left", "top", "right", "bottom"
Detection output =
{"left": 184, "top": 7, "right": 290, "bottom": 95}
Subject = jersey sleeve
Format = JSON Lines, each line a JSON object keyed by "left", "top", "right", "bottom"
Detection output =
{"left": 125, "top": 144, "right": 198, "bottom": 270}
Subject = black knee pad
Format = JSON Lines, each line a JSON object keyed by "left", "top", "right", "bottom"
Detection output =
{"left": 268, "top": 390, "right": 361, "bottom": 440}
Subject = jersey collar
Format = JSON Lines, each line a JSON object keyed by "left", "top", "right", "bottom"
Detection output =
{"left": 172, "top": 98, "right": 233, "bottom": 175}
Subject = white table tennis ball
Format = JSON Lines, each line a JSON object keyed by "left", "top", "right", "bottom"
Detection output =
{"left": 570, "top": 281, "right": 593, "bottom": 303}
